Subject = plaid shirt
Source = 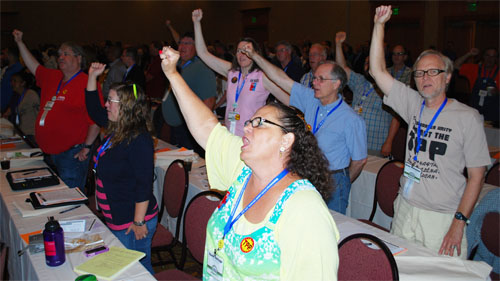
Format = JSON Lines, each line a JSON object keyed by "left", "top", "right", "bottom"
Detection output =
{"left": 300, "top": 71, "right": 314, "bottom": 88}
{"left": 348, "top": 71, "right": 393, "bottom": 151}
{"left": 388, "top": 65, "right": 412, "bottom": 85}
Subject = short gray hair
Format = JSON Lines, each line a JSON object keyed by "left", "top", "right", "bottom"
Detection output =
{"left": 275, "top": 40, "right": 292, "bottom": 52}
{"left": 60, "top": 41, "right": 87, "bottom": 70}
{"left": 413, "top": 49, "right": 453, "bottom": 74}
{"left": 318, "top": 60, "right": 347, "bottom": 91}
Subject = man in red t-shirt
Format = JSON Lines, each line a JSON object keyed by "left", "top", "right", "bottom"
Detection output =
{"left": 12, "top": 29, "right": 100, "bottom": 190}
{"left": 455, "top": 47, "right": 499, "bottom": 122}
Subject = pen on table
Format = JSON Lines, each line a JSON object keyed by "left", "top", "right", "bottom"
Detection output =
{"left": 22, "top": 171, "right": 37, "bottom": 176}
{"left": 88, "top": 219, "right": 96, "bottom": 231}
{"left": 59, "top": 205, "right": 81, "bottom": 214}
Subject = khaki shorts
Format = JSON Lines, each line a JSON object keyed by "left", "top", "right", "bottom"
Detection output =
{"left": 391, "top": 194, "right": 468, "bottom": 259}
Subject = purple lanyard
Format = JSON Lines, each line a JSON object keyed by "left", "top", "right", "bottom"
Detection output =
{"left": 56, "top": 70, "right": 82, "bottom": 96}
{"left": 413, "top": 98, "right": 447, "bottom": 162}
{"left": 313, "top": 99, "right": 343, "bottom": 135}
{"left": 223, "top": 169, "right": 289, "bottom": 238}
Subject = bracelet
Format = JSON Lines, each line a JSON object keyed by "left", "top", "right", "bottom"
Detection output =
{"left": 83, "top": 143, "right": 92, "bottom": 149}
{"left": 133, "top": 220, "right": 146, "bottom": 226}
{"left": 454, "top": 212, "right": 470, "bottom": 225}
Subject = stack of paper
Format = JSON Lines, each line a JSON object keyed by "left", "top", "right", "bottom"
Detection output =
{"left": 35, "top": 188, "right": 87, "bottom": 206}
{"left": 74, "top": 247, "right": 145, "bottom": 280}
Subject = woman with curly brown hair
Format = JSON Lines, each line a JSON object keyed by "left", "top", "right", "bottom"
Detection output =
{"left": 160, "top": 46, "right": 339, "bottom": 280}
{"left": 84, "top": 62, "right": 158, "bottom": 274}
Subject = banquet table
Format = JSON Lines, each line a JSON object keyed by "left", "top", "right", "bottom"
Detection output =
{"left": 0, "top": 119, "right": 154, "bottom": 281}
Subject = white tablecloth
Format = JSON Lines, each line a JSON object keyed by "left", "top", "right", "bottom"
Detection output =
{"left": 331, "top": 210, "right": 492, "bottom": 280}
{"left": 0, "top": 127, "right": 154, "bottom": 280}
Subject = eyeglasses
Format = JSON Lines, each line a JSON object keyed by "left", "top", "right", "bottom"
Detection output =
{"left": 413, "top": 69, "right": 446, "bottom": 78}
{"left": 312, "top": 76, "right": 336, "bottom": 83}
{"left": 108, "top": 98, "right": 120, "bottom": 103}
{"left": 392, "top": 52, "right": 406, "bottom": 56}
{"left": 244, "top": 117, "right": 289, "bottom": 133}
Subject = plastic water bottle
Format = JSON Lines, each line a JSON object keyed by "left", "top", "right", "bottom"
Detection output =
{"left": 43, "top": 216, "right": 65, "bottom": 266}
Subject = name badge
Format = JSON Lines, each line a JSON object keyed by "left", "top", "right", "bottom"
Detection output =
{"left": 228, "top": 111, "right": 239, "bottom": 134}
{"left": 207, "top": 251, "right": 224, "bottom": 280}
{"left": 353, "top": 105, "right": 363, "bottom": 115}
{"left": 44, "top": 101, "right": 55, "bottom": 111}
{"left": 403, "top": 162, "right": 421, "bottom": 183}
{"left": 478, "top": 90, "right": 487, "bottom": 107}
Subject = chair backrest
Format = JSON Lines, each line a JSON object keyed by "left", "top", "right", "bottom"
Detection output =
{"left": 338, "top": 233, "right": 399, "bottom": 281}
{"left": 159, "top": 159, "right": 189, "bottom": 239}
{"left": 390, "top": 126, "right": 407, "bottom": 162}
{"left": 485, "top": 162, "right": 499, "bottom": 186}
{"left": 481, "top": 212, "right": 500, "bottom": 256}
{"left": 183, "top": 190, "right": 223, "bottom": 264}
{"left": 369, "top": 160, "right": 404, "bottom": 221}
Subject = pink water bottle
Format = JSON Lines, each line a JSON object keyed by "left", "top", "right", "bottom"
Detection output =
{"left": 43, "top": 216, "right": 65, "bottom": 266}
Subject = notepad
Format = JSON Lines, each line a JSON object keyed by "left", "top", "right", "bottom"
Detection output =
{"left": 74, "top": 247, "right": 145, "bottom": 280}
{"left": 35, "top": 188, "right": 87, "bottom": 206}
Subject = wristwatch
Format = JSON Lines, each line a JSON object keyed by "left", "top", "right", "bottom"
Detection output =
{"left": 133, "top": 220, "right": 146, "bottom": 226}
{"left": 454, "top": 212, "right": 470, "bottom": 225}
{"left": 83, "top": 143, "right": 92, "bottom": 149}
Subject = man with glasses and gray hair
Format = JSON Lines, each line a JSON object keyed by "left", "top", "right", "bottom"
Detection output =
{"left": 369, "top": 6, "right": 490, "bottom": 259}
{"left": 300, "top": 43, "right": 328, "bottom": 88}
{"left": 241, "top": 43, "right": 367, "bottom": 215}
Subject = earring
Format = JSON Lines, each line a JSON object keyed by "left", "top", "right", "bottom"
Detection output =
{"left": 279, "top": 146, "right": 285, "bottom": 157}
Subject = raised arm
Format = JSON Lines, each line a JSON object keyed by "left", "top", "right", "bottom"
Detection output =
{"left": 160, "top": 47, "right": 218, "bottom": 149}
{"left": 241, "top": 42, "right": 294, "bottom": 94}
{"left": 368, "top": 6, "right": 395, "bottom": 95}
{"left": 165, "top": 19, "right": 180, "bottom": 46}
{"left": 85, "top": 62, "right": 108, "bottom": 127}
{"left": 263, "top": 75, "right": 290, "bottom": 105}
{"left": 335, "top": 31, "right": 351, "bottom": 80}
{"left": 454, "top": 48, "right": 479, "bottom": 70}
{"left": 12, "top": 30, "right": 40, "bottom": 75}
{"left": 192, "top": 9, "right": 231, "bottom": 77}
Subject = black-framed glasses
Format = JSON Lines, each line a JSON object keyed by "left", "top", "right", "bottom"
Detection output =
{"left": 312, "top": 76, "right": 337, "bottom": 83}
{"left": 413, "top": 69, "right": 446, "bottom": 78}
{"left": 244, "top": 117, "right": 289, "bottom": 133}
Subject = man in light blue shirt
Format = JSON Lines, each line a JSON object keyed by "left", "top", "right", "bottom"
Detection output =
{"left": 241, "top": 44, "right": 367, "bottom": 214}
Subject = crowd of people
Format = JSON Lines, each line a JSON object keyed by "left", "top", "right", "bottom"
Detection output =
{"left": 0, "top": 4, "right": 497, "bottom": 279}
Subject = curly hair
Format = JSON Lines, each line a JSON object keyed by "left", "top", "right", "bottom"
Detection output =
{"left": 106, "top": 82, "right": 153, "bottom": 147}
{"left": 267, "top": 102, "right": 333, "bottom": 200}
{"left": 230, "top": 37, "right": 263, "bottom": 74}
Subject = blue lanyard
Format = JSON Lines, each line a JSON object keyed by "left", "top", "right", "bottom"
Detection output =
{"left": 283, "top": 61, "right": 292, "bottom": 73}
{"left": 223, "top": 169, "right": 289, "bottom": 238}
{"left": 358, "top": 83, "right": 374, "bottom": 107}
{"left": 313, "top": 99, "right": 343, "bottom": 134}
{"left": 17, "top": 89, "right": 27, "bottom": 107}
{"left": 413, "top": 98, "right": 447, "bottom": 162}
{"left": 181, "top": 60, "right": 192, "bottom": 69}
{"left": 234, "top": 71, "right": 247, "bottom": 104}
{"left": 56, "top": 70, "right": 82, "bottom": 96}
{"left": 93, "top": 135, "right": 113, "bottom": 170}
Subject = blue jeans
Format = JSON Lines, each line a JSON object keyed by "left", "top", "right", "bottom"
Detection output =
{"left": 50, "top": 144, "right": 89, "bottom": 191}
{"left": 327, "top": 169, "right": 351, "bottom": 214}
{"left": 111, "top": 216, "right": 157, "bottom": 274}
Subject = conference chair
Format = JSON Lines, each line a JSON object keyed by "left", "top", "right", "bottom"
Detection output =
{"left": 338, "top": 233, "right": 399, "bottom": 281}
{"left": 154, "top": 190, "right": 223, "bottom": 280}
{"left": 358, "top": 160, "right": 404, "bottom": 232}
{"left": 152, "top": 159, "right": 190, "bottom": 268}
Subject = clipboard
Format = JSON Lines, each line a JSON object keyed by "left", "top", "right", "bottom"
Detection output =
{"left": 29, "top": 187, "right": 88, "bottom": 209}
{"left": 6, "top": 167, "right": 60, "bottom": 191}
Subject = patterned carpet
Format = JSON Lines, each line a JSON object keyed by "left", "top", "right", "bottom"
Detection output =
{"left": 152, "top": 242, "right": 203, "bottom": 279}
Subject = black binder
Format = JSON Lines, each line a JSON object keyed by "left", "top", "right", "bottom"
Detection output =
{"left": 6, "top": 167, "right": 60, "bottom": 191}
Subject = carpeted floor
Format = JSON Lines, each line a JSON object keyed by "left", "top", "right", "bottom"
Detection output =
{"left": 152, "top": 242, "right": 203, "bottom": 279}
